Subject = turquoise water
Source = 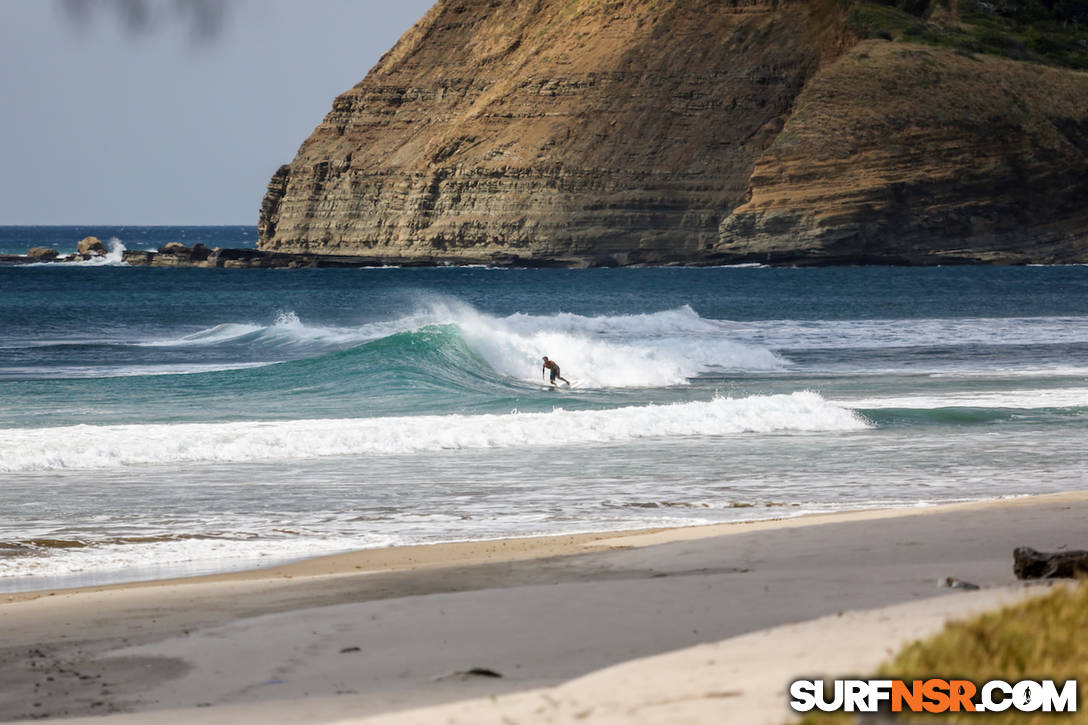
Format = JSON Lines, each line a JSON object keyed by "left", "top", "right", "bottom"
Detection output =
{"left": 1, "top": 229, "right": 1086, "bottom": 591}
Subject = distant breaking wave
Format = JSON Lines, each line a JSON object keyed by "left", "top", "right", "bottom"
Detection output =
{"left": 139, "top": 311, "right": 395, "bottom": 349}
{"left": 845, "top": 388, "right": 1088, "bottom": 410}
{"left": 0, "top": 392, "right": 868, "bottom": 472}
{"left": 745, "top": 316, "right": 1088, "bottom": 350}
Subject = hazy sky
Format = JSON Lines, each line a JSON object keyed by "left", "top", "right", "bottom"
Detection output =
{"left": 0, "top": 0, "right": 434, "bottom": 225}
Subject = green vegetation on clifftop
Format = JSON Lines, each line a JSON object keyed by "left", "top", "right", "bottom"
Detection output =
{"left": 848, "top": 0, "right": 1088, "bottom": 68}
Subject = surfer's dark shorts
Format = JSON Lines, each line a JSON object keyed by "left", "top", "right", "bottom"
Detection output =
{"left": 549, "top": 370, "right": 557, "bottom": 382}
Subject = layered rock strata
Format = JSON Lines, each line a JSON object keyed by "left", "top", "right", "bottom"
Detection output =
{"left": 717, "top": 41, "right": 1088, "bottom": 264}
{"left": 260, "top": 0, "right": 847, "bottom": 265}
{"left": 258, "top": 0, "right": 1088, "bottom": 265}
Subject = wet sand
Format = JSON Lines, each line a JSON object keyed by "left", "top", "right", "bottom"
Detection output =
{"left": 1, "top": 491, "right": 1085, "bottom": 723}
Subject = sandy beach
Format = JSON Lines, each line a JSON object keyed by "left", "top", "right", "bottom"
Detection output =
{"left": 2, "top": 491, "right": 1085, "bottom": 724}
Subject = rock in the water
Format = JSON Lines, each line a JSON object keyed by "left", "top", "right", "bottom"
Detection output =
{"left": 159, "top": 242, "right": 190, "bottom": 255}
{"left": 27, "top": 247, "right": 59, "bottom": 260}
{"left": 1013, "top": 546, "right": 1088, "bottom": 579}
{"left": 77, "top": 236, "right": 107, "bottom": 256}
{"left": 120, "top": 250, "right": 155, "bottom": 265}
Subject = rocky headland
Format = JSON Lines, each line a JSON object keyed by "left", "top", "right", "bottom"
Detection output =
{"left": 0, "top": 237, "right": 544, "bottom": 269}
{"left": 257, "top": 0, "right": 1088, "bottom": 266}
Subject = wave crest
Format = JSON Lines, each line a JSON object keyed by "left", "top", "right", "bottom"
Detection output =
{"left": 0, "top": 393, "right": 868, "bottom": 472}
{"left": 135, "top": 299, "right": 785, "bottom": 388}
{"left": 446, "top": 302, "right": 782, "bottom": 387}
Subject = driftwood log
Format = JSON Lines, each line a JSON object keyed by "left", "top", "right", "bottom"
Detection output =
{"left": 1013, "top": 547, "right": 1088, "bottom": 579}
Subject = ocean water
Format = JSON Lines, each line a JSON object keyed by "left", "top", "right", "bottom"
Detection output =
{"left": 0, "top": 225, "right": 256, "bottom": 256}
{"left": 1, "top": 228, "right": 1086, "bottom": 592}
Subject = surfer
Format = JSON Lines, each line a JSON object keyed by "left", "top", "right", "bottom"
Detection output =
{"left": 541, "top": 356, "right": 570, "bottom": 387}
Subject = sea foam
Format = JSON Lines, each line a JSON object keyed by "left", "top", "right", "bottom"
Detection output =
{"left": 451, "top": 303, "right": 783, "bottom": 388}
{"left": 134, "top": 300, "right": 786, "bottom": 388}
{"left": 0, "top": 392, "right": 869, "bottom": 472}
{"left": 845, "top": 387, "right": 1088, "bottom": 410}
{"left": 28, "top": 238, "right": 129, "bottom": 267}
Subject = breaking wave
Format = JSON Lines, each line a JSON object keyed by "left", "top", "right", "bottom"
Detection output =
{"left": 134, "top": 301, "right": 785, "bottom": 388}
{"left": 0, "top": 392, "right": 869, "bottom": 472}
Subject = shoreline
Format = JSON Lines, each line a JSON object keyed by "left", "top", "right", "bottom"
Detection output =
{"left": 2, "top": 492, "right": 1060, "bottom": 602}
{"left": 2, "top": 491, "right": 1086, "bottom": 722}
{"left": 3, "top": 245, "right": 1076, "bottom": 269}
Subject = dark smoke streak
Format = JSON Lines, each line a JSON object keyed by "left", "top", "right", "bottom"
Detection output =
{"left": 56, "top": 0, "right": 236, "bottom": 45}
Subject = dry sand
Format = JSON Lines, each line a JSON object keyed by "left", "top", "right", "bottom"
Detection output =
{"left": 1, "top": 491, "right": 1085, "bottom": 723}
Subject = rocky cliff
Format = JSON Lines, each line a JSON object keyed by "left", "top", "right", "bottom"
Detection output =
{"left": 258, "top": 0, "right": 1088, "bottom": 266}
{"left": 718, "top": 40, "right": 1088, "bottom": 264}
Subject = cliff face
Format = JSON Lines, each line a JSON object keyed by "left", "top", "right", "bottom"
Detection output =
{"left": 717, "top": 41, "right": 1088, "bottom": 264}
{"left": 259, "top": 0, "right": 847, "bottom": 264}
{"left": 259, "top": 0, "right": 1088, "bottom": 265}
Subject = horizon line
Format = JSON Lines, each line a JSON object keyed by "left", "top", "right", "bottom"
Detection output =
{"left": 0, "top": 223, "right": 257, "bottom": 228}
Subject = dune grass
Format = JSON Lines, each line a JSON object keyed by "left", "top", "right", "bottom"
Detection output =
{"left": 799, "top": 582, "right": 1088, "bottom": 724}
